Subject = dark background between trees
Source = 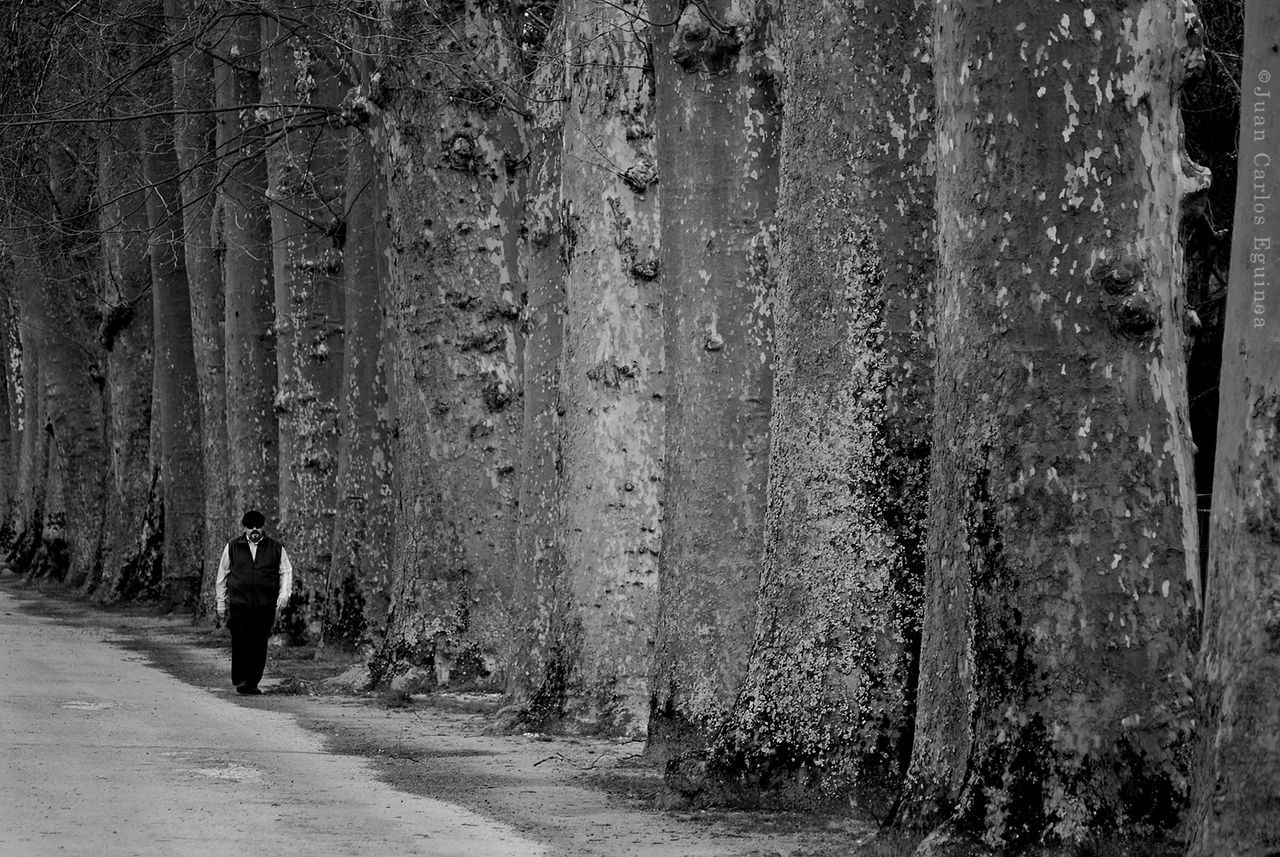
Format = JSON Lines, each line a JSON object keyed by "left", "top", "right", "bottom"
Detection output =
{"left": 1, "top": 0, "right": 1274, "bottom": 854}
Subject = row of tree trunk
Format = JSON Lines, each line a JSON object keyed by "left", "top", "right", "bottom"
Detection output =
{"left": 0, "top": 0, "right": 1274, "bottom": 852}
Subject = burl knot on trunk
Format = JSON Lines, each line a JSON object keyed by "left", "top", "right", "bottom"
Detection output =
{"left": 669, "top": 4, "right": 743, "bottom": 75}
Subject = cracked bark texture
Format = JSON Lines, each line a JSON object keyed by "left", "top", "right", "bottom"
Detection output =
{"left": 263, "top": 1, "right": 347, "bottom": 639}
{"left": 714, "top": 0, "right": 933, "bottom": 807}
{"left": 648, "top": 0, "right": 780, "bottom": 765}
{"left": 1189, "top": 4, "right": 1280, "bottom": 855}
{"left": 377, "top": 2, "right": 524, "bottom": 688}
{"left": 904, "top": 0, "right": 1205, "bottom": 848}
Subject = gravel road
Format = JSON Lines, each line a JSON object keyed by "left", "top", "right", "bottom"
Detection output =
{"left": 0, "top": 584, "right": 546, "bottom": 857}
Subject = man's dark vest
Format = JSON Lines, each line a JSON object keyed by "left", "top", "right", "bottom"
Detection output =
{"left": 226, "top": 535, "right": 283, "bottom": 608}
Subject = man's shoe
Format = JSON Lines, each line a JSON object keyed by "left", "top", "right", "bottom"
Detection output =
{"left": 236, "top": 685, "right": 261, "bottom": 695}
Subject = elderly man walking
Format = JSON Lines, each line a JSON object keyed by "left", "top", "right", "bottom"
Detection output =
{"left": 214, "top": 510, "right": 293, "bottom": 695}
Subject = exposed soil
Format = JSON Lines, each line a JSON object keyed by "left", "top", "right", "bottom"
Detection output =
{"left": 1, "top": 575, "right": 917, "bottom": 857}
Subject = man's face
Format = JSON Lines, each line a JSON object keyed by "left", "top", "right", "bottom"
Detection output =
{"left": 244, "top": 524, "right": 264, "bottom": 543}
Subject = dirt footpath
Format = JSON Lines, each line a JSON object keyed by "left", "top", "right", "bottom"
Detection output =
{"left": 2, "top": 578, "right": 893, "bottom": 857}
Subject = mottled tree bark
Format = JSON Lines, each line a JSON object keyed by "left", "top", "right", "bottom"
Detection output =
{"left": 213, "top": 8, "right": 279, "bottom": 524}
{"left": 140, "top": 41, "right": 207, "bottom": 609}
{"left": 1189, "top": 4, "right": 1280, "bottom": 854}
{"left": 506, "top": 12, "right": 568, "bottom": 724}
{"left": 0, "top": 275, "right": 17, "bottom": 534}
{"left": 904, "top": 0, "right": 1206, "bottom": 848}
{"left": 165, "top": 0, "right": 231, "bottom": 615}
{"left": 10, "top": 223, "right": 109, "bottom": 588}
{"left": 6, "top": 274, "right": 45, "bottom": 569}
{"left": 376, "top": 1, "right": 524, "bottom": 688}
{"left": 45, "top": 287, "right": 110, "bottom": 590}
{"left": 328, "top": 117, "right": 394, "bottom": 647}
{"left": 546, "top": 0, "right": 665, "bottom": 736}
{"left": 94, "top": 108, "right": 158, "bottom": 601}
{"left": 647, "top": 0, "right": 780, "bottom": 767}
{"left": 13, "top": 122, "right": 110, "bottom": 588}
{"left": 262, "top": 1, "right": 346, "bottom": 639}
{"left": 715, "top": 0, "right": 933, "bottom": 806}
{"left": 0, "top": 0, "right": 103, "bottom": 579}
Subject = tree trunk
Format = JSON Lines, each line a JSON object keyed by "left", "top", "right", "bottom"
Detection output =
{"left": 43, "top": 278, "right": 109, "bottom": 590}
{"left": 328, "top": 116, "right": 394, "bottom": 647}
{"left": 544, "top": 0, "right": 665, "bottom": 736}
{"left": 1189, "top": 4, "right": 1280, "bottom": 854}
{"left": 15, "top": 122, "right": 110, "bottom": 588}
{"left": 140, "top": 44, "right": 207, "bottom": 610}
{"left": 506, "top": 10, "right": 568, "bottom": 726}
{"left": 0, "top": 0, "right": 105, "bottom": 579}
{"left": 166, "top": 0, "right": 231, "bottom": 615}
{"left": 6, "top": 272, "right": 45, "bottom": 569}
{"left": 376, "top": 2, "right": 524, "bottom": 688}
{"left": 647, "top": 0, "right": 781, "bottom": 766}
{"left": 213, "top": 8, "right": 279, "bottom": 525}
{"left": 94, "top": 105, "right": 158, "bottom": 601}
{"left": 713, "top": 0, "right": 933, "bottom": 806}
{"left": 903, "top": 0, "right": 1206, "bottom": 847}
{"left": 0, "top": 274, "right": 17, "bottom": 536}
{"left": 262, "top": 2, "right": 346, "bottom": 640}
{"left": 10, "top": 225, "right": 108, "bottom": 587}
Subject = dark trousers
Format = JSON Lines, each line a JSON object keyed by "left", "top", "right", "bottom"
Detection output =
{"left": 227, "top": 603, "right": 276, "bottom": 688}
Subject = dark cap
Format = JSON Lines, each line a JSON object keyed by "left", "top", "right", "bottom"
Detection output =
{"left": 241, "top": 510, "right": 266, "bottom": 528}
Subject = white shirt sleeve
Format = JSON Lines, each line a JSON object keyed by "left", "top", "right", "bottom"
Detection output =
{"left": 277, "top": 547, "right": 294, "bottom": 610}
{"left": 215, "top": 544, "right": 231, "bottom": 615}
